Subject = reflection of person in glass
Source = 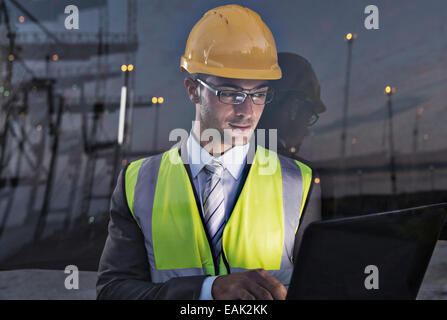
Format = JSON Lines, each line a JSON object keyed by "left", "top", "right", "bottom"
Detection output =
{"left": 257, "top": 52, "right": 326, "bottom": 158}
{"left": 257, "top": 52, "right": 325, "bottom": 256}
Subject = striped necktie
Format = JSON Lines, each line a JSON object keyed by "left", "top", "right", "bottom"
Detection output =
{"left": 202, "top": 158, "right": 225, "bottom": 261}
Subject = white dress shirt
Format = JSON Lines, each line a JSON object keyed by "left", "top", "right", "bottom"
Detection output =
{"left": 186, "top": 131, "right": 250, "bottom": 300}
{"left": 187, "top": 131, "right": 250, "bottom": 221}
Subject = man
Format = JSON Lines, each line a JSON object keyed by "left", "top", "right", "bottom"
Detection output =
{"left": 97, "top": 4, "right": 321, "bottom": 300}
{"left": 257, "top": 52, "right": 327, "bottom": 158}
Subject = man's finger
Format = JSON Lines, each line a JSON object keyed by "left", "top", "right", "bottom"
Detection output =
{"left": 246, "top": 281, "right": 274, "bottom": 300}
{"left": 238, "top": 289, "right": 256, "bottom": 300}
{"left": 253, "top": 270, "right": 287, "bottom": 300}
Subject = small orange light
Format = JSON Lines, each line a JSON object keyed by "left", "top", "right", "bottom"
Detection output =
{"left": 314, "top": 177, "right": 320, "bottom": 184}
{"left": 8, "top": 54, "right": 14, "bottom": 62}
{"left": 417, "top": 107, "right": 424, "bottom": 116}
{"left": 52, "top": 54, "right": 59, "bottom": 61}
{"left": 346, "top": 33, "right": 353, "bottom": 41}
{"left": 157, "top": 97, "right": 164, "bottom": 104}
{"left": 152, "top": 97, "right": 158, "bottom": 104}
{"left": 121, "top": 64, "right": 127, "bottom": 72}
{"left": 19, "top": 16, "right": 25, "bottom": 23}
{"left": 127, "top": 64, "right": 134, "bottom": 71}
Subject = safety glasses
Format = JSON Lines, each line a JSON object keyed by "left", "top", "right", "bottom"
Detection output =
{"left": 196, "top": 78, "right": 274, "bottom": 105}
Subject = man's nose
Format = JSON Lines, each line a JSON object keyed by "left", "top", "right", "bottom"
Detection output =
{"left": 234, "top": 97, "right": 254, "bottom": 117}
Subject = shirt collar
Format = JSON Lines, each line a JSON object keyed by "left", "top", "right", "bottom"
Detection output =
{"left": 187, "top": 131, "right": 249, "bottom": 180}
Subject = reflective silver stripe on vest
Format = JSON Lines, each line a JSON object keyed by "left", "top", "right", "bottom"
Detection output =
{"left": 150, "top": 267, "right": 209, "bottom": 283}
{"left": 130, "top": 149, "right": 307, "bottom": 285}
{"left": 278, "top": 154, "right": 305, "bottom": 286}
{"left": 132, "top": 153, "right": 163, "bottom": 279}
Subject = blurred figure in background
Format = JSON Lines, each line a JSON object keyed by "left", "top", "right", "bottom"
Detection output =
{"left": 257, "top": 52, "right": 326, "bottom": 241}
{"left": 257, "top": 52, "right": 326, "bottom": 158}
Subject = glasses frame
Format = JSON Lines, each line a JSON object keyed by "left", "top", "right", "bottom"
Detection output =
{"left": 196, "top": 78, "right": 274, "bottom": 105}
{"left": 307, "top": 110, "right": 319, "bottom": 126}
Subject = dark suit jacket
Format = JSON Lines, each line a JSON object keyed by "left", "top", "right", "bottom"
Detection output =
{"left": 96, "top": 147, "right": 322, "bottom": 300}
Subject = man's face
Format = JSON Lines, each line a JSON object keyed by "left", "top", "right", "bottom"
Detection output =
{"left": 195, "top": 75, "right": 270, "bottom": 147}
{"left": 278, "top": 94, "right": 313, "bottom": 148}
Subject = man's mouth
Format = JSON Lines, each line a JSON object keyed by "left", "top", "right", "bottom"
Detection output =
{"left": 229, "top": 123, "right": 252, "bottom": 132}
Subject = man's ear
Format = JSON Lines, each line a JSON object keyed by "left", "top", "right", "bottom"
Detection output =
{"left": 184, "top": 77, "right": 200, "bottom": 104}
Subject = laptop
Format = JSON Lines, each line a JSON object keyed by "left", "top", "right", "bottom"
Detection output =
{"left": 286, "top": 203, "right": 447, "bottom": 300}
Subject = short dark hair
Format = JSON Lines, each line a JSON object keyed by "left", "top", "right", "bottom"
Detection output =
{"left": 189, "top": 73, "right": 207, "bottom": 81}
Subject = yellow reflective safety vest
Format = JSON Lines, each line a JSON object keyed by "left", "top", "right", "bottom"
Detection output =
{"left": 124, "top": 145, "right": 312, "bottom": 286}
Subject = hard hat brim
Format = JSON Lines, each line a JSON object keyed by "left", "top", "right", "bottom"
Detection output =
{"left": 181, "top": 56, "right": 282, "bottom": 80}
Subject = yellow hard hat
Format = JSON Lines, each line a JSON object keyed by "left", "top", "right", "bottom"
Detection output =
{"left": 180, "top": 4, "right": 282, "bottom": 80}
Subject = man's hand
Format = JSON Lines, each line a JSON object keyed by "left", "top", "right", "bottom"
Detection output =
{"left": 211, "top": 269, "right": 287, "bottom": 300}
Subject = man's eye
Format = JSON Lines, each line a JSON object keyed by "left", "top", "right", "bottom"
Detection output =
{"left": 253, "top": 92, "right": 267, "bottom": 98}
{"left": 221, "top": 92, "right": 238, "bottom": 97}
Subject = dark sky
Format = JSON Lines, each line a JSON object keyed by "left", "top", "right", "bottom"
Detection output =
{"left": 11, "top": 0, "right": 447, "bottom": 160}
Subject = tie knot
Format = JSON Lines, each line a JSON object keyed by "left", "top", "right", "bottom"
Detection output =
{"left": 204, "top": 159, "right": 224, "bottom": 177}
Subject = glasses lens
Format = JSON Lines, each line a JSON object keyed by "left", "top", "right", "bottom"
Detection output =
{"left": 218, "top": 88, "right": 274, "bottom": 105}
{"left": 252, "top": 88, "right": 274, "bottom": 105}
{"left": 308, "top": 112, "right": 319, "bottom": 126}
{"left": 219, "top": 91, "right": 246, "bottom": 104}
